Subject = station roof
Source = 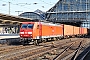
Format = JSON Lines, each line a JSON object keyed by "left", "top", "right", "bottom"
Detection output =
{"left": 0, "top": 13, "right": 34, "bottom": 24}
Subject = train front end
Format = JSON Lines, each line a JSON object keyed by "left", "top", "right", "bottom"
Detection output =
{"left": 20, "top": 22, "right": 34, "bottom": 45}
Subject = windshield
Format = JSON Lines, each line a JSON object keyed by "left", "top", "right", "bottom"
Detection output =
{"left": 21, "top": 24, "right": 27, "bottom": 28}
{"left": 21, "top": 24, "right": 34, "bottom": 29}
{"left": 27, "top": 24, "right": 33, "bottom": 28}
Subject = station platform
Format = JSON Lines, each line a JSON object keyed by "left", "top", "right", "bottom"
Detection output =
{"left": 0, "top": 34, "right": 20, "bottom": 44}
{"left": 0, "top": 34, "right": 20, "bottom": 40}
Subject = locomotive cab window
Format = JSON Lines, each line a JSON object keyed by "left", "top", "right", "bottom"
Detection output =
{"left": 21, "top": 24, "right": 27, "bottom": 28}
{"left": 27, "top": 24, "right": 34, "bottom": 29}
{"left": 21, "top": 24, "right": 34, "bottom": 29}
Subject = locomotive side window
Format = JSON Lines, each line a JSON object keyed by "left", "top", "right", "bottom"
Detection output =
{"left": 27, "top": 24, "right": 34, "bottom": 29}
{"left": 21, "top": 24, "right": 27, "bottom": 28}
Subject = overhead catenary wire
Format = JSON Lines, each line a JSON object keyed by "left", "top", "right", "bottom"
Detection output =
{"left": 0, "top": 0, "right": 34, "bottom": 12}
{"left": 0, "top": 0, "right": 58, "bottom": 15}
{"left": 0, "top": 0, "right": 48, "bottom": 10}
{"left": 39, "top": 0, "right": 55, "bottom": 5}
{"left": 0, "top": 0, "right": 57, "bottom": 10}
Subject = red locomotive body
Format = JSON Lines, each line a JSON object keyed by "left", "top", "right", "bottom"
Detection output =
{"left": 20, "top": 22, "right": 63, "bottom": 45}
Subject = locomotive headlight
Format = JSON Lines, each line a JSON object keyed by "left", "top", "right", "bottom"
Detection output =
{"left": 28, "top": 32, "right": 32, "bottom": 34}
{"left": 20, "top": 32, "right": 24, "bottom": 34}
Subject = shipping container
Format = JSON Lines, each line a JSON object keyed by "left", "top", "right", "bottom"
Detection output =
{"left": 63, "top": 25, "right": 73, "bottom": 37}
{"left": 79, "top": 27, "right": 82, "bottom": 35}
{"left": 73, "top": 26, "right": 79, "bottom": 35}
{"left": 81, "top": 28, "right": 84, "bottom": 35}
{"left": 83, "top": 28, "right": 87, "bottom": 35}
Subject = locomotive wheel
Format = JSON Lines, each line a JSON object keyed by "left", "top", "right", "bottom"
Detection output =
{"left": 42, "top": 39, "right": 47, "bottom": 43}
{"left": 46, "top": 38, "right": 48, "bottom": 42}
{"left": 22, "top": 41, "right": 25, "bottom": 46}
{"left": 34, "top": 40, "right": 39, "bottom": 46}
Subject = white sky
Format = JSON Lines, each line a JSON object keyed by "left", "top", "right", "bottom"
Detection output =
{"left": 0, "top": 0, "right": 59, "bottom": 16}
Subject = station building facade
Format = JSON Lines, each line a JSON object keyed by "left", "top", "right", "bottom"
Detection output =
{"left": 19, "top": 0, "right": 90, "bottom": 29}
{"left": 19, "top": 12, "right": 45, "bottom": 20}
{"left": 46, "top": 0, "right": 90, "bottom": 29}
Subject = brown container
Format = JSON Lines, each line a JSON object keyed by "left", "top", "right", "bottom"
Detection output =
{"left": 63, "top": 25, "right": 74, "bottom": 36}
{"left": 73, "top": 26, "right": 79, "bottom": 35}
{"left": 82, "top": 28, "right": 84, "bottom": 34}
{"left": 79, "top": 27, "right": 83, "bottom": 35}
{"left": 83, "top": 28, "right": 87, "bottom": 34}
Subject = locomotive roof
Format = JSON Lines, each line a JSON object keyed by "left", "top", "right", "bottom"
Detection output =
{"left": 21, "top": 22, "right": 62, "bottom": 26}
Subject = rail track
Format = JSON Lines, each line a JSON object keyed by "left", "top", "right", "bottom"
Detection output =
{"left": 0, "top": 38, "right": 74, "bottom": 56}
{"left": 0, "top": 38, "right": 89, "bottom": 60}
{"left": 0, "top": 39, "right": 71, "bottom": 54}
{"left": 23, "top": 39, "right": 83, "bottom": 60}
{"left": 42, "top": 39, "right": 90, "bottom": 60}
{"left": 21, "top": 38, "right": 89, "bottom": 60}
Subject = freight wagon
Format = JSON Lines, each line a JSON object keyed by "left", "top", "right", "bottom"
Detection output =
{"left": 20, "top": 22, "right": 88, "bottom": 45}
